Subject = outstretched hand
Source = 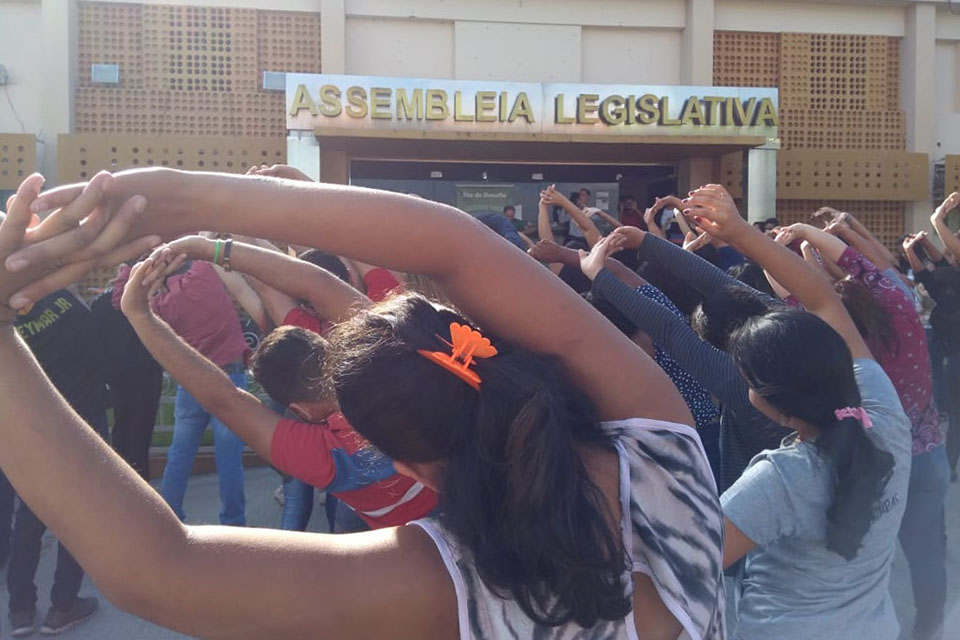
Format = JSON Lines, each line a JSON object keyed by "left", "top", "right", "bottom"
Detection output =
{"left": 528, "top": 239, "right": 575, "bottom": 265}
{"left": 578, "top": 234, "right": 623, "bottom": 281}
{"left": 934, "top": 192, "right": 960, "bottom": 221}
{"left": 119, "top": 258, "right": 166, "bottom": 319}
{"left": 0, "top": 174, "right": 159, "bottom": 316}
{"left": 606, "top": 225, "right": 647, "bottom": 250}
{"left": 682, "top": 184, "right": 749, "bottom": 243}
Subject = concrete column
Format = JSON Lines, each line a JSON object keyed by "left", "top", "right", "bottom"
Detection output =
{"left": 319, "top": 148, "right": 350, "bottom": 185}
{"left": 680, "top": 0, "right": 714, "bottom": 85}
{"left": 677, "top": 157, "right": 715, "bottom": 195}
{"left": 40, "top": 0, "right": 78, "bottom": 183}
{"left": 902, "top": 3, "right": 936, "bottom": 234}
{"left": 744, "top": 146, "right": 777, "bottom": 223}
{"left": 286, "top": 132, "right": 321, "bottom": 181}
{"left": 321, "top": 0, "right": 346, "bottom": 73}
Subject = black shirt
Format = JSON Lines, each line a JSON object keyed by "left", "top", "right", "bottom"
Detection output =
{"left": 89, "top": 287, "right": 160, "bottom": 379}
{"left": 916, "top": 267, "right": 960, "bottom": 350}
{"left": 15, "top": 289, "right": 109, "bottom": 419}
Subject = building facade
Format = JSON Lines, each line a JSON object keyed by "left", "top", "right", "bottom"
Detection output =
{"left": 2, "top": 0, "right": 960, "bottom": 259}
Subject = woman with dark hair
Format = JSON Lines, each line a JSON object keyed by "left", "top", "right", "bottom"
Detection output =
{"left": 681, "top": 185, "right": 911, "bottom": 640}
{"left": 0, "top": 170, "right": 724, "bottom": 639}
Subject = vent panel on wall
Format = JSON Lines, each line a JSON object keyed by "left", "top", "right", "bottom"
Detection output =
{"left": 777, "top": 199, "right": 905, "bottom": 250}
{"left": 0, "top": 135, "right": 37, "bottom": 189}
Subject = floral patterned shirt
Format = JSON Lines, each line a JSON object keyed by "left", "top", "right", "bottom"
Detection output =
{"left": 838, "top": 247, "right": 943, "bottom": 455}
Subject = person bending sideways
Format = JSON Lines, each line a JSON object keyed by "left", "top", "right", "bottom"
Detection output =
{"left": 122, "top": 236, "right": 437, "bottom": 529}
{"left": 0, "top": 170, "right": 724, "bottom": 639}
{"left": 677, "top": 186, "right": 910, "bottom": 640}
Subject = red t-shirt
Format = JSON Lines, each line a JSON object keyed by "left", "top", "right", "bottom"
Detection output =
{"left": 280, "top": 268, "right": 402, "bottom": 333}
{"left": 270, "top": 414, "right": 437, "bottom": 528}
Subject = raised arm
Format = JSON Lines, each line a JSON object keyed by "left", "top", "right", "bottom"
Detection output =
{"left": 824, "top": 217, "right": 894, "bottom": 270}
{"left": 537, "top": 193, "right": 554, "bottom": 243}
{"left": 590, "top": 208, "right": 623, "bottom": 230}
{"left": 212, "top": 264, "right": 266, "bottom": 329}
{"left": 541, "top": 187, "right": 603, "bottom": 247}
{"left": 686, "top": 185, "right": 872, "bottom": 360}
{"left": 0, "top": 181, "right": 457, "bottom": 640}
{"left": 931, "top": 192, "right": 960, "bottom": 261}
{"left": 903, "top": 233, "right": 930, "bottom": 274}
{"left": 18, "top": 169, "right": 691, "bottom": 425}
{"left": 156, "top": 235, "right": 367, "bottom": 326}
{"left": 917, "top": 230, "right": 946, "bottom": 265}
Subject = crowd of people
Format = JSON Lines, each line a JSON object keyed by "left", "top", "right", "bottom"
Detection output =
{"left": 0, "top": 163, "right": 954, "bottom": 639}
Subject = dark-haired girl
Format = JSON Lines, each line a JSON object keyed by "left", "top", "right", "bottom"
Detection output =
{"left": 0, "top": 170, "right": 724, "bottom": 639}
{"left": 682, "top": 186, "right": 912, "bottom": 640}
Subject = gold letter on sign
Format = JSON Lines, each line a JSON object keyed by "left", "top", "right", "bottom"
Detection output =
{"left": 636, "top": 94, "right": 659, "bottom": 125}
{"left": 454, "top": 91, "right": 475, "bottom": 122}
{"left": 599, "top": 95, "right": 626, "bottom": 125}
{"left": 396, "top": 88, "right": 423, "bottom": 121}
{"left": 679, "top": 98, "right": 705, "bottom": 126}
{"left": 509, "top": 92, "right": 535, "bottom": 123}
{"left": 319, "top": 85, "right": 342, "bottom": 117}
{"left": 702, "top": 96, "right": 724, "bottom": 125}
{"left": 475, "top": 91, "right": 497, "bottom": 122}
{"left": 426, "top": 90, "right": 449, "bottom": 120}
{"left": 659, "top": 97, "right": 681, "bottom": 126}
{"left": 555, "top": 94, "right": 575, "bottom": 124}
{"left": 753, "top": 98, "right": 778, "bottom": 127}
{"left": 346, "top": 86, "right": 368, "bottom": 118}
{"left": 289, "top": 84, "right": 319, "bottom": 116}
{"left": 371, "top": 87, "right": 392, "bottom": 120}
{"left": 577, "top": 94, "right": 600, "bottom": 124}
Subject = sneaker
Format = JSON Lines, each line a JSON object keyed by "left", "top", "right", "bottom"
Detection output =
{"left": 10, "top": 609, "right": 36, "bottom": 637}
{"left": 39, "top": 597, "right": 98, "bottom": 635}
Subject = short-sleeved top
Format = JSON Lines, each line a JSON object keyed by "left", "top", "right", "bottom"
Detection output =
{"left": 271, "top": 413, "right": 437, "bottom": 528}
{"left": 413, "top": 418, "right": 726, "bottom": 640}
{"left": 15, "top": 289, "right": 109, "bottom": 419}
{"left": 721, "top": 359, "right": 912, "bottom": 640}
{"left": 281, "top": 268, "right": 403, "bottom": 336}
{"left": 151, "top": 261, "right": 249, "bottom": 367}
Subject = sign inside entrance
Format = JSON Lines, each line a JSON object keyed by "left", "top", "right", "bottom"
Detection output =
{"left": 286, "top": 73, "right": 779, "bottom": 140}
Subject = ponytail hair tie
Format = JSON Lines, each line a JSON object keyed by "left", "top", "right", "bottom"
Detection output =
{"left": 834, "top": 406, "right": 873, "bottom": 429}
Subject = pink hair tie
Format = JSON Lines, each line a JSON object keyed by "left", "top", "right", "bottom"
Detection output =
{"left": 835, "top": 407, "right": 873, "bottom": 429}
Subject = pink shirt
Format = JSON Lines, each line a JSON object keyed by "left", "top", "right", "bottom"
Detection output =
{"left": 838, "top": 247, "right": 942, "bottom": 454}
{"left": 151, "top": 261, "right": 249, "bottom": 367}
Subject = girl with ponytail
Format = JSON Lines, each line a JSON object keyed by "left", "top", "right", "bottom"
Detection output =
{"left": 682, "top": 186, "right": 912, "bottom": 640}
{"left": 0, "top": 169, "right": 724, "bottom": 640}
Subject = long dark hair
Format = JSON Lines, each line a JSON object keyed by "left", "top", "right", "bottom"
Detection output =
{"left": 835, "top": 279, "right": 898, "bottom": 359}
{"left": 691, "top": 284, "right": 776, "bottom": 351}
{"left": 324, "top": 294, "right": 629, "bottom": 627}
{"left": 731, "top": 310, "right": 895, "bottom": 560}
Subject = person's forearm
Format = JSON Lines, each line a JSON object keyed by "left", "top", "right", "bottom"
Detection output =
{"left": 595, "top": 210, "right": 622, "bottom": 229}
{"left": 537, "top": 201, "right": 553, "bottom": 242}
{"left": 213, "top": 265, "right": 266, "bottom": 329}
{"left": 126, "top": 309, "right": 272, "bottom": 456}
{"left": 727, "top": 226, "right": 837, "bottom": 316}
{"left": 835, "top": 225, "right": 893, "bottom": 270}
{"left": 919, "top": 235, "right": 944, "bottom": 263}
{"left": 638, "top": 234, "right": 739, "bottom": 297}
{"left": 932, "top": 213, "right": 960, "bottom": 259}
{"left": 563, "top": 201, "right": 602, "bottom": 246}
{"left": 904, "top": 244, "right": 927, "bottom": 274}
{"left": 795, "top": 224, "right": 848, "bottom": 264}
{"left": 0, "top": 327, "right": 188, "bottom": 607}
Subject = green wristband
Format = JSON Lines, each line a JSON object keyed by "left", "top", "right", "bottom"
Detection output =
{"left": 213, "top": 239, "right": 222, "bottom": 265}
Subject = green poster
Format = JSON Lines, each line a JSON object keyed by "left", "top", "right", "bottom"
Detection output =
{"left": 455, "top": 184, "right": 517, "bottom": 215}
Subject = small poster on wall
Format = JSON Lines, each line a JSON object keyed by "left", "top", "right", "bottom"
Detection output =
{"left": 595, "top": 191, "right": 610, "bottom": 211}
{"left": 455, "top": 184, "right": 518, "bottom": 215}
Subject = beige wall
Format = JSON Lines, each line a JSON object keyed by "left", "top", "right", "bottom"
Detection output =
{"left": 581, "top": 28, "right": 681, "bottom": 85}
{"left": 454, "top": 22, "right": 580, "bottom": 82}
{"left": 0, "top": 3, "right": 45, "bottom": 136}
{"left": 345, "top": 17, "right": 454, "bottom": 78}
{"left": 715, "top": 0, "right": 904, "bottom": 35}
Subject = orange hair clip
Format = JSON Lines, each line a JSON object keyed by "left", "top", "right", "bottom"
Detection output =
{"left": 418, "top": 322, "right": 498, "bottom": 390}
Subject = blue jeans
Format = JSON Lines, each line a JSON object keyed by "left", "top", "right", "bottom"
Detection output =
{"left": 280, "top": 476, "right": 314, "bottom": 531}
{"left": 161, "top": 371, "right": 247, "bottom": 526}
{"left": 899, "top": 444, "right": 950, "bottom": 640}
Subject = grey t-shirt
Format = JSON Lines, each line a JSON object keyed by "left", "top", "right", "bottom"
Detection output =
{"left": 720, "top": 359, "right": 912, "bottom": 640}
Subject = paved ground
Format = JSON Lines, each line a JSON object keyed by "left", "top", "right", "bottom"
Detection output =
{"left": 0, "top": 468, "right": 958, "bottom": 639}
